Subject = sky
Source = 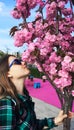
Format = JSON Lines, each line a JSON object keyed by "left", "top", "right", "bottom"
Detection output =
{"left": 0, "top": 0, "right": 28, "bottom": 54}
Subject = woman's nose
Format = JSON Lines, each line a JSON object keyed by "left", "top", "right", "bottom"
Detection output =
{"left": 21, "top": 61, "right": 27, "bottom": 67}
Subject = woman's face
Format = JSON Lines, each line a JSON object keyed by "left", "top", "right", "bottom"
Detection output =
{"left": 8, "top": 56, "right": 30, "bottom": 79}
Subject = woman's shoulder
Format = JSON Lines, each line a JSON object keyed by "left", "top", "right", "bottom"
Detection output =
{"left": 0, "top": 96, "right": 17, "bottom": 106}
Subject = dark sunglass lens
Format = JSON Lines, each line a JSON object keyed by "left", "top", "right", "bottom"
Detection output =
{"left": 14, "top": 59, "right": 21, "bottom": 65}
{"left": 9, "top": 59, "right": 22, "bottom": 68}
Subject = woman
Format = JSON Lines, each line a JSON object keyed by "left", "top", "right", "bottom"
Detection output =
{"left": 0, "top": 54, "right": 67, "bottom": 130}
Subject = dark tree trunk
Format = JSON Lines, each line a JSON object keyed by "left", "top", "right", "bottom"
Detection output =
{"left": 63, "top": 118, "right": 71, "bottom": 130}
{"left": 63, "top": 94, "right": 73, "bottom": 130}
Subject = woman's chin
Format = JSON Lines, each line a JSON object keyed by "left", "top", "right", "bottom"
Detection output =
{"left": 24, "top": 70, "right": 30, "bottom": 77}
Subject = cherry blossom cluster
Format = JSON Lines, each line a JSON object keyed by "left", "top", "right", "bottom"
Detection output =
{"left": 11, "top": 0, "right": 44, "bottom": 18}
{"left": 11, "top": 0, "right": 74, "bottom": 96}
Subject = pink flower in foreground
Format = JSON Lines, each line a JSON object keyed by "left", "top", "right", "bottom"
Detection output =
{"left": 61, "top": 61, "right": 71, "bottom": 71}
{"left": 54, "top": 78, "right": 62, "bottom": 88}
{"left": 42, "top": 75, "right": 47, "bottom": 80}
{"left": 72, "top": 90, "right": 74, "bottom": 96}
{"left": 49, "top": 63, "right": 57, "bottom": 75}
{"left": 45, "top": 33, "right": 56, "bottom": 43}
{"left": 22, "top": 50, "right": 30, "bottom": 61}
{"left": 61, "top": 77, "right": 72, "bottom": 87}
{"left": 14, "top": 30, "right": 25, "bottom": 47}
{"left": 54, "top": 77, "right": 72, "bottom": 88}
{"left": 40, "top": 48, "right": 48, "bottom": 56}
{"left": 61, "top": 55, "right": 72, "bottom": 71}
{"left": 58, "top": 70, "right": 69, "bottom": 78}
{"left": 70, "top": 62, "right": 74, "bottom": 72}
{"left": 13, "top": 29, "right": 33, "bottom": 47}
{"left": 28, "top": 42, "right": 35, "bottom": 52}
{"left": 63, "top": 55, "right": 72, "bottom": 63}
{"left": 34, "top": 62, "right": 42, "bottom": 72}
{"left": 62, "top": 8, "right": 72, "bottom": 16}
{"left": 58, "top": 1, "right": 65, "bottom": 9}
{"left": 23, "top": 29, "right": 33, "bottom": 42}
{"left": 49, "top": 52, "right": 61, "bottom": 63}
{"left": 11, "top": 9, "right": 21, "bottom": 19}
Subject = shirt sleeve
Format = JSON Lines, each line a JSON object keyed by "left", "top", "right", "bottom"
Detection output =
{"left": 35, "top": 117, "right": 58, "bottom": 130}
{"left": 46, "top": 117, "right": 58, "bottom": 129}
{"left": 0, "top": 98, "right": 17, "bottom": 130}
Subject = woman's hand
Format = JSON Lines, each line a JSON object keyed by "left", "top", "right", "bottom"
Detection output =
{"left": 68, "top": 111, "right": 74, "bottom": 118}
{"left": 54, "top": 110, "right": 67, "bottom": 126}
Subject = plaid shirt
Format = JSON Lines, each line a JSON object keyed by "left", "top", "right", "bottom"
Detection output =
{"left": 0, "top": 94, "right": 57, "bottom": 130}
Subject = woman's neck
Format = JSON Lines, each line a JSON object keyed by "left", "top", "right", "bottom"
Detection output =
{"left": 11, "top": 78, "right": 25, "bottom": 95}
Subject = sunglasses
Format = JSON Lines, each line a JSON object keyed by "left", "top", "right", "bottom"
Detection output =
{"left": 9, "top": 59, "right": 22, "bottom": 68}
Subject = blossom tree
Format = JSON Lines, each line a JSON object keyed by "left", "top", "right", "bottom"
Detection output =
{"left": 10, "top": 0, "right": 74, "bottom": 130}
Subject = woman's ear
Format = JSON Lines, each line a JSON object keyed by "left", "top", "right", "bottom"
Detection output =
{"left": 7, "top": 72, "right": 13, "bottom": 78}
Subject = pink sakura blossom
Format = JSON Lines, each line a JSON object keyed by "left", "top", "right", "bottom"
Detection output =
{"left": 28, "top": 42, "right": 35, "bottom": 52}
{"left": 58, "top": 70, "right": 69, "bottom": 78}
{"left": 14, "top": 40, "right": 23, "bottom": 47}
{"left": 58, "top": 1, "right": 65, "bottom": 9}
{"left": 16, "top": 0, "right": 26, "bottom": 10}
{"left": 63, "top": 55, "right": 72, "bottom": 63}
{"left": 49, "top": 63, "right": 57, "bottom": 75}
{"left": 22, "top": 50, "right": 30, "bottom": 62}
{"left": 49, "top": 52, "right": 61, "bottom": 63}
{"left": 22, "top": 46, "right": 38, "bottom": 64}
{"left": 46, "top": 3, "right": 56, "bottom": 20}
{"left": 12, "top": 0, "right": 36, "bottom": 19}
{"left": 61, "top": 56, "right": 72, "bottom": 71}
{"left": 59, "top": 23, "right": 70, "bottom": 35}
{"left": 67, "top": 52, "right": 74, "bottom": 56}
{"left": 43, "top": 65, "right": 50, "bottom": 72}
{"left": 42, "top": 75, "right": 47, "bottom": 80}
{"left": 62, "top": 8, "right": 72, "bottom": 16}
{"left": 14, "top": 30, "right": 25, "bottom": 47}
{"left": 60, "top": 77, "right": 72, "bottom": 88}
{"left": 39, "top": 40, "right": 51, "bottom": 49}
{"left": 46, "top": 2, "right": 57, "bottom": 17}
{"left": 49, "top": 1, "right": 57, "bottom": 10}
{"left": 35, "top": 12, "right": 42, "bottom": 19}
{"left": 11, "top": 9, "right": 21, "bottom": 19}
{"left": 35, "top": 41, "right": 40, "bottom": 47}
{"left": 45, "top": 33, "right": 57, "bottom": 43}
{"left": 63, "top": 34, "right": 72, "bottom": 41}
{"left": 16, "top": 0, "right": 26, "bottom": 4}
{"left": 40, "top": 48, "right": 48, "bottom": 56}
{"left": 17, "top": 0, "right": 36, "bottom": 9}
{"left": 70, "top": 62, "right": 74, "bottom": 72}
{"left": 28, "top": 23, "right": 35, "bottom": 34}
{"left": 40, "top": 43, "right": 53, "bottom": 54}
{"left": 35, "top": 20, "right": 44, "bottom": 36}
{"left": 56, "top": 33, "right": 63, "bottom": 41}
{"left": 60, "top": 41, "right": 70, "bottom": 50}
{"left": 23, "top": 29, "right": 33, "bottom": 42}
{"left": 35, "top": 0, "right": 45, "bottom": 7}
{"left": 61, "top": 61, "right": 71, "bottom": 71}
{"left": 14, "top": 29, "right": 33, "bottom": 47}
{"left": 54, "top": 78, "right": 62, "bottom": 88}
{"left": 54, "top": 77, "right": 72, "bottom": 88}
{"left": 34, "top": 62, "right": 42, "bottom": 72}
{"left": 72, "top": 90, "right": 74, "bottom": 97}
{"left": 16, "top": 2, "right": 26, "bottom": 11}
{"left": 27, "top": 0, "right": 36, "bottom": 9}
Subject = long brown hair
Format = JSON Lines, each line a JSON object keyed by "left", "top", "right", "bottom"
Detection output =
{"left": 0, "top": 54, "right": 30, "bottom": 103}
